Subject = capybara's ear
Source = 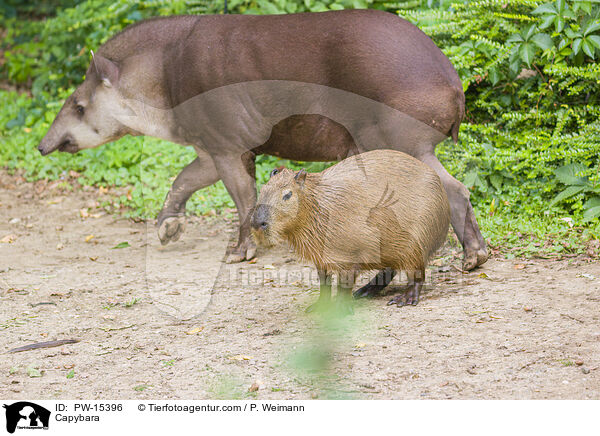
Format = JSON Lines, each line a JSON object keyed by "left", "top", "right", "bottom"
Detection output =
{"left": 294, "top": 169, "right": 307, "bottom": 187}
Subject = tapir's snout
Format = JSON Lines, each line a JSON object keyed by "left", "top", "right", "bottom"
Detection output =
{"left": 38, "top": 133, "right": 79, "bottom": 156}
{"left": 251, "top": 204, "right": 270, "bottom": 231}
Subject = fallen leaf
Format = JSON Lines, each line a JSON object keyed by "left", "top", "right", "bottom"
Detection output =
{"left": 26, "top": 365, "right": 42, "bottom": 378}
{"left": 186, "top": 327, "right": 204, "bottom": 335}
{"left": 478, "top": 272, "right": 488, "bottom": 279}
{"left": 249, "top": 382, "right": 260, "bottom": 392}
{"left": 79, "top": 208, "right": 89, "bottom": 218}
{"left": 89, "top": 256, "right": 98, "bottom": 261}
{"left": 355, "top": 343, "right": 367, "bottom": 348}
{"left": 69, "top": 170, "right": 81, "bottom": 178}
{"left": 228, "top": 355, "right": 253, "bottom": 361}
{"left": 248, "top": 258, "right": 258, "bottom": 264}
{"left": 112, "top": 241, "right": 130, "bottom": 249}
{"left": 56, "top": 243, "right": 64, "bottom": 250}
{"left": 85, "top": 234, "right": 95, "bottom": 243}
{"left": 579, "top": 273, "right": 595, "bottom": 280}
{"left": 523, "top": 306, "right": 532, "bottom": 312}
{"left": 66, "top": 369, "right": 75, "bottom": 379}
{"left": 514, "top": 264, "right": 526, "bottom": 270}
{"left": 0, "top": 234, "right": 17, "bottom": 243}
{"left": 263, "top": 264, "right": 275, "bottom": 270}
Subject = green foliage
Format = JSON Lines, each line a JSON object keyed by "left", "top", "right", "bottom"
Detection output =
{"left": 0, "top": 0, "right": 598, "bottom": 256}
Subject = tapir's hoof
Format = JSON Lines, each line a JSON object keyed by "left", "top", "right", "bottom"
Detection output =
{"left": 226, "top": 240, "right": 257, "bottom": 263}
{"left": 463, "top": 248, "right": 489, "bottom": 271}
{"left": 158, "top": 216, "right": 186, "bottom": 245}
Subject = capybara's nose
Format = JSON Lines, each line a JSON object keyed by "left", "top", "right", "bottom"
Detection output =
{"left": 251, "top": 204, "right": 270, "bottom": 231}
{"left": 37, "top": 144, "right": 45, "bottom": 154}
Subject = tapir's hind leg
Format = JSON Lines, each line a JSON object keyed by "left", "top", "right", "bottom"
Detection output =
{"left": 419, "top": 152, "right": 488, "bottom": 270}
{"left": 157, "top": 151, "right": 220, "bottom": 245}
{"left": 353, "top": 268, "right": 397, "bottom": 299}
{"left": 211, "top": 151, "right": 257, "bottom": 263}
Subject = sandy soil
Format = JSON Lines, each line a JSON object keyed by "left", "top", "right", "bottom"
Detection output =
{"left": 1, "top": 171, "right": 599, "bottom": 399}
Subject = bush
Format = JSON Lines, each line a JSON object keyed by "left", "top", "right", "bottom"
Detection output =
{"left": 1, "top": 0, "right": 598, "bottom": 254}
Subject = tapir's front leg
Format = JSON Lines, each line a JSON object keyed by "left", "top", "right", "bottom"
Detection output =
{"left": 157, "top": 151, "right": 219, "bottom": 245}
{"left": 210, "top": 151, "right": 257, "bottom": 263}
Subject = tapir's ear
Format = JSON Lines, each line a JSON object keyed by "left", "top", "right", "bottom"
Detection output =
{"left": 294, "top": 169, "right": 307, "bottom": 187}
{"left": 90, "top": 50, "right": 119, "bottom": 87}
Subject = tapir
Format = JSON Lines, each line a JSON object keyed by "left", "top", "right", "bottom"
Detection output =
{"left": 38, "top": 9, "right": 488, "bottom": 269}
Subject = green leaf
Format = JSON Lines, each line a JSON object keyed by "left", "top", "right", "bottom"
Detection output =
{"left": 555, "top": 0, "right": 565, "bottom": 13}
{"left": 507, "top": 33, "right": 524, "bottom": 43}
{"left": 554, "top": 163, "right": 588, "bottom": 186}
{"left": 488, "top": 67, "right": 500, "bottom": 85}
{"left": 550, "top": 185, "right": 585, "bottom": 206}
{"left": 583, "top": 197, "right": 600, "bottom": 210}
{"left": 556, "top": 17, "right": 565, "bottom": 33}
{"left": 564, "top": 27, "right": 580, "bottom": 39}
{"left": 540, "top": 14, "right": 556, "bottom": 29}
{"left": 583, "top": 206, "right": 600, "bottom": 221}
{"left": 573, "top": 38, "right": 583, "bottom": 54}
{"left": 531, "top": 33, "right": 554, "bottom": 50}
{"left": 112, "top": 241, "right": 130, "bottom": 249}
{"left": 26, "top": 365, "right": 42, "bottom": 378}
{"left": 588, "top": 35, "right": 600, "bottom": 49}
{"left": 583, "top": 21, "right": 600, "bottom": 35}
{"left": 490, "top": 173, "right": 503, "bottom": 190}
{"left": 525, "top": 24, "right": 538, "bottom": 41}
{"left": 532, "top": 3, "right": 557, "bottom": 14}
{"left": 66, "top": 369, "right": 75, "bottom": 379}
{"left": 582, "top": 39, "right": 595, "bottom": 58}
{"left": 519, "top": 43, "right": 536, "bottom": 66}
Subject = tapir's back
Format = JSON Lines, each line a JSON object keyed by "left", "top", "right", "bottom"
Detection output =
{"left": 99, "top": 10, "right": 464, "bottom": 140}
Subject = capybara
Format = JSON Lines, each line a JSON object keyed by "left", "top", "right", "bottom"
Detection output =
{"left": 251, "top": 149, "right": 450, "bottom": 314}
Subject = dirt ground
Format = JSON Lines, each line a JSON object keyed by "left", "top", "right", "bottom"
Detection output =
{"left": 1, "top": 171, "right": 599, "bottom": 400}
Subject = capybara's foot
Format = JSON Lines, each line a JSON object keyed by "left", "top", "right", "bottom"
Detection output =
{"left": 388, "top": 284, "right": 420, "bottom": 307}
{"left": 226, "top": 238, "right": 257, "bottom": 263}
{"left": 463, "top": 247, "right": 489, "bottom": 271}
{"left": 157, "top": 216, "right": 186, "bottom": 245}
{"left": 353, "top": 284, "right": 381, "bottom": 299}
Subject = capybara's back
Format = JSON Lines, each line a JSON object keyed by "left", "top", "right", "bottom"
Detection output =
{"left": 306, "top": 150, "right": 450, "bottom": 272}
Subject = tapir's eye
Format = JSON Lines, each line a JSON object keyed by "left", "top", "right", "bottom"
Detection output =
{"left": 270, "top": 168, "right": 279, "bottom": 178}
{"left": 283, "top": 191, "right": 292, "bottom": 201}
{"left": 76, "top": 105, "right": 85, "bottom": 115}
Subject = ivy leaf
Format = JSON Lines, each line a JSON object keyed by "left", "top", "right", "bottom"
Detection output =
{"left": 555, "top": 17, "right": 565, "bottom": 33}
{"left": 531, "top": 33, "right": 553, "bottom": 50}
{"left": 519, "top": 43, "right": 536, "bottom": 66}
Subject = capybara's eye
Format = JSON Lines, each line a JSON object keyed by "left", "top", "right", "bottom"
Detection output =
{"left": 270, "top": 168, "right": 279, "bottom": 178}
{"left": 283, "top": 191, "right": 292, "bottom": 201}
{"left": 76, "top": 105, "right": 85, "bottom": 115}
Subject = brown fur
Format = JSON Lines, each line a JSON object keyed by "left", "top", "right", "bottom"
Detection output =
{"left": 252, "top": 150, "right": 450, "bottom": 276}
